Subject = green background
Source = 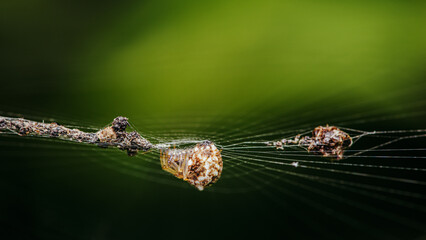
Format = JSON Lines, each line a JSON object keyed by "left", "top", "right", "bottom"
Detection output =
{"left": 1, "top": 0, "right": 426, "bottom": 239}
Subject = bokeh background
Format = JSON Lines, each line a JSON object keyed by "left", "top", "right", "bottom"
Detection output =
{"left": 1, "top": 0, "right": 426, "bottom": 239}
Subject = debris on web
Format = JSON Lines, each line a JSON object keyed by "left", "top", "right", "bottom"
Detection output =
{"left": 0, "top": 116, "right": 153, "bottom": 156}
{"left": 269, "top": 125, "right": 352, "bottom": 160}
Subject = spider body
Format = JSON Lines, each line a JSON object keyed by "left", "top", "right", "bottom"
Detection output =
{"left": 160, "top": 141, "right": 223, "bottom": 190}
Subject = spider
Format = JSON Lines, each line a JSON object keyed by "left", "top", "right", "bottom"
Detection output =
{"left": 160, "top": 141, "right": 223, "bottom": 190}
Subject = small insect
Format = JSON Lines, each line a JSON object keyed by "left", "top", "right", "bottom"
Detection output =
{"left": 269, "top": 125, "right": 352, "bottom": 160}
{"left": 160, "top": 141, "right": 223, "bottom": 190}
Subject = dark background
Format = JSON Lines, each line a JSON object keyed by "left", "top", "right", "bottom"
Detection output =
{"left": 1, "top": 0, "right": 426, "bottom": 239}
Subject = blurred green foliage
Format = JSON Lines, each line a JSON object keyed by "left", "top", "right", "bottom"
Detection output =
{"left": 1, "top": 0, "right": 426, "bottom": 120}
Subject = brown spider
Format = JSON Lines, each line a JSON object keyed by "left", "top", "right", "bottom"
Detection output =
{"left": 160, "top": 141, "right": 223, "bottom": 190}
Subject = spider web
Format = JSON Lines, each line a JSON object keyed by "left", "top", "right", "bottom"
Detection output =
{"left": 0, "top": 85, "right": 425, "bottom": 239}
